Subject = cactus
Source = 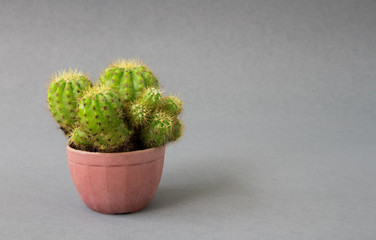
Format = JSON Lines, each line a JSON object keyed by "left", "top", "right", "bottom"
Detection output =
{"left": 128, "top": 90, "right": 183, "bottom": 148}
{"left": 98, "top": 59, "right": 159, "bottom": 104}
{"left": 128, "top": 103, "right": 150, "bottom": 128}
{"left": 158, "top": 96, "right": 183, "bottom": 117}
{"left": 141, "top": 111, "right": 173, "bottom": 148}
{"left": 47, "top": 70, "right": 92, "bottom": 134}
{"left": 170, "top": 118, "right": 184, "bottom": 142}
{"left": 127, "top": 87, "right": 163, "bottom": 127}
{"left": 69, "top": 127, "right": 93, "bottom": 150}
{"left": 137, "top": 87, "right": 163, "bottom": 111}
{"left": 77, "top": 86, "right": 132, "bottom": 152}
{"left": 47, "top": 59, "right": 184, "bottom": 153}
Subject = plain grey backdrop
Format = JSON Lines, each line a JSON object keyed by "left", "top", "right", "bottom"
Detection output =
{"left": 1, "top": 0, "right": 376, "bottom": 239}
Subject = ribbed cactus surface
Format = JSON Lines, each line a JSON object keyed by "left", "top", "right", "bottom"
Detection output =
{"left": 77, "top": 87, "right": 132, "bottom": 152}
{"left": 141, "top": 111, "right": 174, "bottom": 148}
{"left": 47, "top": 70, "right": 92, "bottom": 133}
{"left": 98, "top": 59, "right": 159, "bottom": 104}
{"left": 159, "top": 96, "right": 183, "bottom": 116}
{"left": 170, "top": 119, "right": 183, "bottom": 142}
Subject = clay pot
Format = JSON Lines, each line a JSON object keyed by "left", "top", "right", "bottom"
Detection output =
{"left": 66, "top": 145, "right": 165, "bottom": 214}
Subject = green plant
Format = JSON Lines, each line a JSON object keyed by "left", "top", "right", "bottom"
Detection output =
{"left": 47, "top": 59, "right": 184, "bottom": 152}
{"left": 47, "top": 70, "right": 92, "bottom": 134}
{"left": 98, "top": 59, "right": 159, "bottom": 103}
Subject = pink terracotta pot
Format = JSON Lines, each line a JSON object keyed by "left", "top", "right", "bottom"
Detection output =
{"left": 66, "top": 145, "right": 165, "bottom": 214}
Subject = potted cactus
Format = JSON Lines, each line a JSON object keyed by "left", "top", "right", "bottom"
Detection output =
{"left": 47, "top": 59, "right": 183, "bottom": 214}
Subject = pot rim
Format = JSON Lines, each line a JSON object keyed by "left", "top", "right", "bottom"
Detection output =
{"left": 67, "top": 144, "right": 166, "bottom": 166}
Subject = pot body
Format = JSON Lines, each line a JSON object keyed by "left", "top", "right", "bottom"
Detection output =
{"left": 66, "top": 145, "right": 165, "bottom": 214}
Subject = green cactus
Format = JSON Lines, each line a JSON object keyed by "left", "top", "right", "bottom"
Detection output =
{"left": 77, "top": 86, "right": 132, "bottom": 152}
{"left": 47, "top": 70, "right": 92, "bottom": 134}
{"left": 137, "top": 87, "right": 163, "bottom": 112}
{"left": 47, "top": 59, "right": 184, "bottom": 153}
{"left": 69, "top": 127, "right": 93, "bottom": 150}
{"left": 127, "top": 87, "right": 162, "bottom": 127}
{"left": 98, "top": 59, "right": 159, "bottom": 104}
{"left": 158, "top": 96, "right": 183, "bottom": 117}
{"left": 170, "top": 118, "right": 184, "bottom": 142}
{"left": 141, "top": 111, "right": 173, "bottom": 148}
{"left": 128, "top": 103, "right": 150, "bottom": 128}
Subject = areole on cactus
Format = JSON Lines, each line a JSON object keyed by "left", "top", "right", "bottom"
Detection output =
{"left": 47, "top": 59, "right": 184, "bottom": 153}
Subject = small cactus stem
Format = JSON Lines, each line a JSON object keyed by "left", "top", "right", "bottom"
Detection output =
{"left": 170, "top": 118, "right": 184, "bottom": 142}
{"left": 137, "top": 87, "right": 163, "bottom": 112}
{"left": 69, "top": 127, "right": 93, "bottom": 150}
{"left": 47, "top": 69, "right": 92, "bottom": 133}
{"left": 158, "top": 95, "right": 183, "bottom": 117}
{"left": 77, "top": 86, "right": 132, "bottom": 152}
{"left": 128, "top": 102, "right": 150, "bottom": 128}
{"left": 98, "top": 59, "right": 159, "bottom": 105}
{"left": 141, "top": 111, "right": 174, "bottom": 148}
{"left": 92, "top": 130, "right": 129, "bottom": 152}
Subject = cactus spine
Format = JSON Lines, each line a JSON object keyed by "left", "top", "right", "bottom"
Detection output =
{"left": 47, "top": 70, "right": 92, "bottom": 133}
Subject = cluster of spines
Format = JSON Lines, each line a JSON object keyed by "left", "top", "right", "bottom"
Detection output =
{"left": 128, "top": 103, "right": 149, "bottom": 128}
{"left": 47, "top": 70, "right": 92, "bottom": 134}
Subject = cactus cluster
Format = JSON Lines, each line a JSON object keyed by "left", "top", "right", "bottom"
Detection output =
{"left": 47, "top": 59, "right": 183, "bottom": 152}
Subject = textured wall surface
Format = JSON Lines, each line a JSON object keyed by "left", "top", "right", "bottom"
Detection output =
{"left": 1, "top": 0, "right": 376, "bottom": 239}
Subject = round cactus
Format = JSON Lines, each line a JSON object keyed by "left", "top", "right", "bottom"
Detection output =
{"left": 77, "top": 86, "right": 132, "bottom": 152}
{"left": 98, "top": 59, "right": 159, "bottom": 104}
{"left": 128, "top": 103, "right": 150, "bottom": 128}
{"left": 141, "top": 111, "right": 173, "bottom": 148}
{"left": 47, "top": 70, "right": 92, "bottom": 134}
{"left": 159, "top": 96, "right": 183, "bottom": 117}
{"left": 69, "top": 127, "right": 93, "bottom": 150}
{"left": 170, "top": 118, "right": 184, "bottom": 142}
{"left": 137, "top": 87, "right": 163, "bottom": 112}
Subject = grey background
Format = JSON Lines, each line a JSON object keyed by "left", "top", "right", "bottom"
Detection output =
{"left": 1, "top": 0, "right": 376, "bottom": 239}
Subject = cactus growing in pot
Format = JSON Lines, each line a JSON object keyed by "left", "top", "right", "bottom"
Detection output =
{"left": 47, "top": 60, "right": 183, "bottom": 152}
{"left": 47, "top": 70, "right": 92, "bottom": 134}
{"left": 98, "top": 59, "right": 159, "bottom": 104}
{"left": 46, "top": 59, "right": 184, "bottom": 214}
